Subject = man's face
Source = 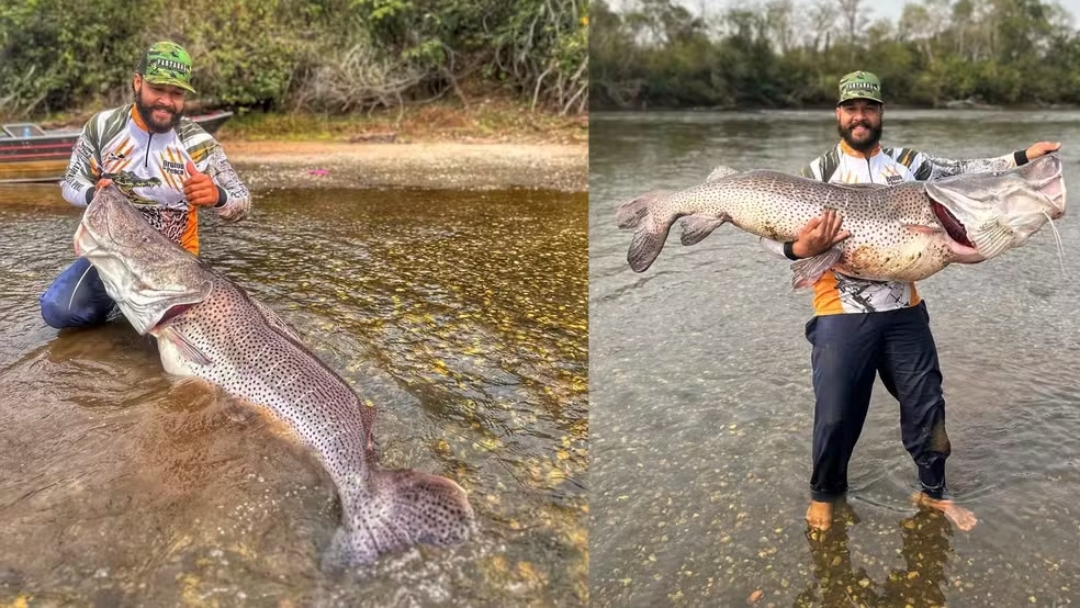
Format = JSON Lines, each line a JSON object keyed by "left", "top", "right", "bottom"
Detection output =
{"left": 133, "top": 74, "right": 186, "bottom": 134}
{"left": 835, "top": 99, "right": 883, "bottom": 152}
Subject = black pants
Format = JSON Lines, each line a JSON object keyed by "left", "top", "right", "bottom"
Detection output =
{"left": 804, "top": 301, "right": 951, "bottom": 501}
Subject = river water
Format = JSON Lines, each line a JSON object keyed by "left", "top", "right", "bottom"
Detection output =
{"left": 0, "top": 185, "right": 587, "bottom": 607}
{"left": 589, "top": 109, "right": 1080, "bottom": 607}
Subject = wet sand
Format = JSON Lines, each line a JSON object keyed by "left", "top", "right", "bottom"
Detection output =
{"left": 221, "top": 141, "right": 588, "bottom": 193}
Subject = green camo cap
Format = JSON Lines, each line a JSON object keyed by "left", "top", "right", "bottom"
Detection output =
{"left": 137, "top": 41, "right": 196, "bottom": 93}
{"left": 837, "top": 70, "right": 882, "bottom": 105}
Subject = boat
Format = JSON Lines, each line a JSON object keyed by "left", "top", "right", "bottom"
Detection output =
{"left": 0, "top": 109, "right": 234, "bottom": 184}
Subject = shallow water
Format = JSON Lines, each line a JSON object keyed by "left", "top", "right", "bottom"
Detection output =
{"left": 589, "top": 109, "right": 1080, "bottom": 607}
{"left": 0, "top": 185, "right": 587, "bottom": 607}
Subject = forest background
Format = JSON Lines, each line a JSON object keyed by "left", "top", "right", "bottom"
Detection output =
{"left": 590, "top": 0, "right": 1080, "bottom": 110}
{"left": 0, "top": 0, "right": 588, "bottom": 140}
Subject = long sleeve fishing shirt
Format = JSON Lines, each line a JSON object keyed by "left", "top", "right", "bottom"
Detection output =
{"left": 61, "top": 103, "right": 251, "bottom": 256}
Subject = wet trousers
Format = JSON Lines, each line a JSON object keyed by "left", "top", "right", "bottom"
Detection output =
{"left": 804, "top": 301, "right": 951, "bottom": 501}
{"left": 39, "top": 257, "right": 116, "bottom": 329}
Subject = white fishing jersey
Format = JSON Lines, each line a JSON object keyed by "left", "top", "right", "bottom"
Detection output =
{"left": 61, "top": 104, "right": 251, "bottom": 255}
{"left": 764, "top": 140, "right": 1023, "bottom": 315}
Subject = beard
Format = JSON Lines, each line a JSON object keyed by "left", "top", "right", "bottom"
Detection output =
{"left": 134, "top": 87, "right": 182, "bottom": 133}
{"left": 837, "top": 119, "right": 883, "bottom": 153}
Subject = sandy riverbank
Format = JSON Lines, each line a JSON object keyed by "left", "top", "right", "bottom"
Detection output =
{"left": 221, "top": 140, "right": 588, "bottom": 193}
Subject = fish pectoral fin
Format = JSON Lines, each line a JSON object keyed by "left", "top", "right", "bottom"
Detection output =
{"left": 790, "top": 247, "right": 843, "bottom": 289}
{"left": 158, "top": 325, "right": 213, "bottom": 367}
{"left": 678, "top": 215, "right": 727, "bottom": 246}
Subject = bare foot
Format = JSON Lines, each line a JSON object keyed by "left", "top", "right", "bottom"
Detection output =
{"left": 912, "top": 492, "right": 978, "bottom": 531}
{"left": 806, "top": 500, "right": 833, "bottom": 530}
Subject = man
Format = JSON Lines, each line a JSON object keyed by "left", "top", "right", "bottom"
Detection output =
{"left": 762, "top": 70, "right": 1060, "bottom": 532}
{"left": 40, "top": 41, "right": 251, "bottom": 329}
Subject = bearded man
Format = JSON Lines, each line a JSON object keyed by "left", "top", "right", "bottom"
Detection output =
{"left": 41, "top": 41, "right": 251, "bottom": 329}
{"left": 760, "top": 70, "right": 1060, "bottom": 532}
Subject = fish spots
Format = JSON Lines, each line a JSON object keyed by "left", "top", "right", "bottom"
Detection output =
{"left": 639, "top": 167, "right": 981, "bottom": 284}
{"left": 161, "top": 274, "right": 472, "bottom": 564}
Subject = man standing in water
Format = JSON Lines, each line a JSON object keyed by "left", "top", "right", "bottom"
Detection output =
{"left": 763, "top": 70, "right": 1060, "bottom": 532}
{"left": 40, "top": 41, "right": 251, "bottom": 328}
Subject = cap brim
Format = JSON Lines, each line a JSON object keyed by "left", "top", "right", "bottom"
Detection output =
{"left": 837, "top": 96, "right": 883, "bottom": 105}
{"left": 144, "top": 77, "right": 196, "bottom": 94}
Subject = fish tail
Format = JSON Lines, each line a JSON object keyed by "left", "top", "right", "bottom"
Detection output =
{"left": 616, "top": 190, "right": 679, "bottom": 272}
{"left": 321, "top": 468, "right": 475, "bottom": 569}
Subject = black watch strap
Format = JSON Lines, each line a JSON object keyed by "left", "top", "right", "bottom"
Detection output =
{"left": 214, "top": 185, "right": 228, "bottom": 208}
{"left": 783, "top": 241, "right": 801, "bottom": 261}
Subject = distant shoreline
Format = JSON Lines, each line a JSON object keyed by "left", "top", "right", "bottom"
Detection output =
{"left": 590, "top": 103, "right": 1080, "bottom": 113}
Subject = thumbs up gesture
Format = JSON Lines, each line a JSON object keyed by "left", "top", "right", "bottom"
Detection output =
{"left": 184, "top": 160, "right": 219, "bottom": 207}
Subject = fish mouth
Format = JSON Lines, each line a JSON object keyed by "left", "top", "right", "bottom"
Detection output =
{"left": 929, "top": 198, "right": 976, "bottom": 249}
{"left": 74, "top": 212, "right": 212, "bottom": 335}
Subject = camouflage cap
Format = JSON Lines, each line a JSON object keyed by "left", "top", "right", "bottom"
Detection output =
{"left": 136, "top": 41, "right": 196, "bottom": 93}
{"left": 837, "top": 71, "right": 882, "bottom": 105}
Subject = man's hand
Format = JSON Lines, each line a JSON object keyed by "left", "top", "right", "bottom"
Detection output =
{"left": 792, "top": 209, "right": 851, "bottom": 259}
{"left": 95, "top": 177, "right": 113, "bottom": 191}
{"left": 183, "top": 160, "right": 219, "bottom": 207}
{"left": 1026, "top": 141, "right": 1062, "bottom": 161}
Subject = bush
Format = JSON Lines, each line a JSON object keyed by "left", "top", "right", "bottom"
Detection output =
{"left": 0, "top": 0, "right": 588, "bottom": 119}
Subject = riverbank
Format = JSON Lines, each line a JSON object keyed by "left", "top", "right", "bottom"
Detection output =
{"left": 6, "top": 99, "right": 589, "bottom": 194}
{"left": 222, "top": 140, "right": 588, "bottom": 193}
{"left": 215, "top": 96, "right": 588, "bottom": 145}
{"left": 213, "top": 98, "right": 588, "bottom": 192}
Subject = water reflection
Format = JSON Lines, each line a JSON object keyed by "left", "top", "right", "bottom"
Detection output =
{"left": 797, "top": 502, "right": 953, "bottom": 608}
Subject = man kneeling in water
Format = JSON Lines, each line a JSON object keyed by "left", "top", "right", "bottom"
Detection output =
{"left": 40, "top": 41, "right": 250, "bottom": 329}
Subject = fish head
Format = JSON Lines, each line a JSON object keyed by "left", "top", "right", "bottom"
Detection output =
{"left": 74, "top": 185, "right": 212, "bottom": 334}
{"left": 925, "top": 152, "right": 1067, "bottom": 259}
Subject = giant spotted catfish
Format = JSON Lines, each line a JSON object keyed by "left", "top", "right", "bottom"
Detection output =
{"left": 616, "top": 153, "right": 1067, "bottom": 286}
{"left": 73, "top": 185, "right": 475, "bottom": 568}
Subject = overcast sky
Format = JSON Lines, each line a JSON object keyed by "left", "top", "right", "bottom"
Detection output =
{"left": 606, "top": 0, "right": 1080, "bottom": 28}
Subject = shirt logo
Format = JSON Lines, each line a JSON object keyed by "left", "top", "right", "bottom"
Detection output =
{"left": 162, "top": 159, "right": 186, "bottom": 176}
{"left": 881, "top": 165, "right": 904, "bottom": 185}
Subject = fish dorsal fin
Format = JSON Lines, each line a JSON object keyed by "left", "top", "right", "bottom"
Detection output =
{"left": 705, "top": 165, "right": 740, "bottom": 182}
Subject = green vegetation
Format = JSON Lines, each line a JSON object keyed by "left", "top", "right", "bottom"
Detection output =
{"left": 590, "top": 0, "right": 1080, "bottom": 110}
{"left": 0, "top": 0, "right": 588, "bottom": 121}
{"left": 218, "top": 94, "right": 588, "bottom": 144}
